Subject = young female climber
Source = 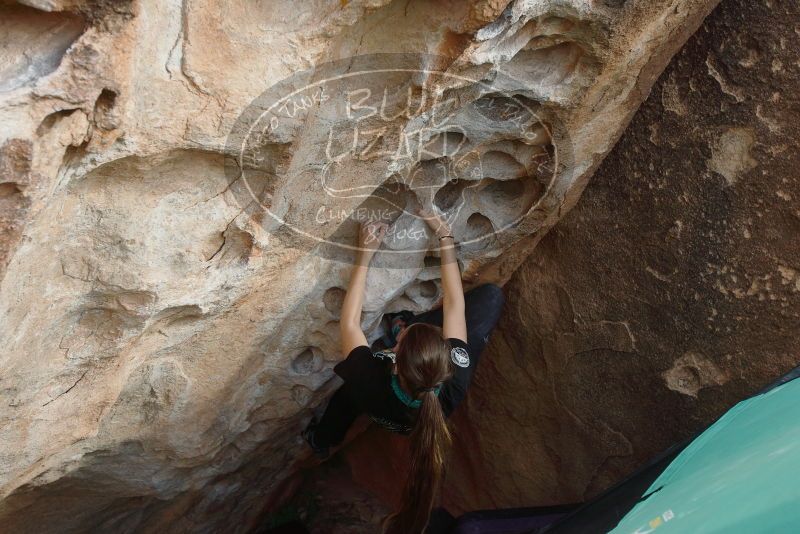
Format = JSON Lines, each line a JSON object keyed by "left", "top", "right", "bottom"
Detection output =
{"left": 302, "top": 211, "right": 504, "bottom": 534}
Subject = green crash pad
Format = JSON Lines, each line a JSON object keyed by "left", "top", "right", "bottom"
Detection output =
{"left": 612, "top": 376, "right": 800, "bottom": 534}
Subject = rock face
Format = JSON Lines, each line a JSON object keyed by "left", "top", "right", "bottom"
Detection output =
{"left": 0, "top": 0, "right": 719, "bottom": 532}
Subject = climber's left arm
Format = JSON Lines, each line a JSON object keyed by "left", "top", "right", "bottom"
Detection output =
{"left": 339, "top": 221, "right": 387, "bottom": 356}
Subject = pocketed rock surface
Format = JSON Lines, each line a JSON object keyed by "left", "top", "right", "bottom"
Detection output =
{"left": 0, "top": 0, "right": 726, "bottom": 531}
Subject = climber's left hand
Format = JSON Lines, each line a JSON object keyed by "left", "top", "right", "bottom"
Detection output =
{"left": 357, "top": 221, "right": 388, "bottom": 255}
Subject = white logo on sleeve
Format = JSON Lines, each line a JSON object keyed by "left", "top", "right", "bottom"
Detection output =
{"left": 451, "top": 347, "right": 470, "bottom": 368}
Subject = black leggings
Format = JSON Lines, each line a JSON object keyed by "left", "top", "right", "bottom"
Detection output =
{"left": 312, "top": 283, "right": 505, "bottom": 448}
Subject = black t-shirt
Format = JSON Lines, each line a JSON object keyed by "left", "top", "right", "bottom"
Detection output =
{"left": 333, "top": 338, "right": 474, "bottom": 434}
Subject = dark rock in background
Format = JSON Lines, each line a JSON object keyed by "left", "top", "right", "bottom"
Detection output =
{"left": 343, "top": 0, "right": 800, "bottom": 518}
{"left": 441, "top": 0, "right": 800, "bottom": 512}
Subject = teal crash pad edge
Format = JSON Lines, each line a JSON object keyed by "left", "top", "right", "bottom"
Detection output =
{"left": 611, "top": 376, "right": 800, "bottom": 534}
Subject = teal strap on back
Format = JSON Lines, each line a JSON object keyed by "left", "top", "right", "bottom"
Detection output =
{"left": 391, "top": 374, "right": 441, "bottom": 409}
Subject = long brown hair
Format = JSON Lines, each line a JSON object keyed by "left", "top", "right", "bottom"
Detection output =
{"left": 383, "top": 323, "right": 454, "bottom": 534}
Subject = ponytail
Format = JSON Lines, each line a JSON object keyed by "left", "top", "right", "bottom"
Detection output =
{"left": 385, "top": 323, "right": 454, "bottom": 534}
{"left": 383, "top": 389, "right": 451, "bottom": 534}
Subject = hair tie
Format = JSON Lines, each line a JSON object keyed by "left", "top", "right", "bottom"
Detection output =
{"left": 391, "top": 375, "right": 442, "bottom": 408}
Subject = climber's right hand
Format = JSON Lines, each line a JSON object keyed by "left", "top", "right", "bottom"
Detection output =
{"left": 418, "top": 208, "right": 452, "bottom": 240}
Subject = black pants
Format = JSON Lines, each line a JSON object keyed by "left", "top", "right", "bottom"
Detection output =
{"left": 312, "top": 284, "right": 505, "bottom": 449}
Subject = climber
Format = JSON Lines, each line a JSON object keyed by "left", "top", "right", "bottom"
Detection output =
{"left": 302, "top": 210, "right": 504, "bottom": 534}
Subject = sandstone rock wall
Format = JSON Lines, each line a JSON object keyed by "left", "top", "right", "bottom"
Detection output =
{"left": 0, "top": 0, "right": 719, "bottom": 531}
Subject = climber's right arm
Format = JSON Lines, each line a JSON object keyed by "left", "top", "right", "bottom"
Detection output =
{"left": 339, "top": 222, "right": 387, "bottom": 356}
{"left": 438, "top": 235, "right": 466, "bottom": 342}
{"left": 419, "top": 209, "right": 467, "bottom": 342}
